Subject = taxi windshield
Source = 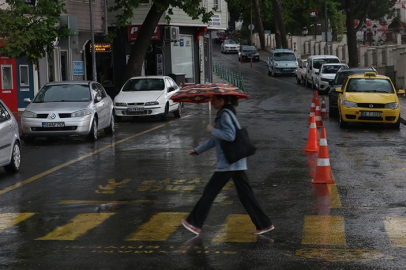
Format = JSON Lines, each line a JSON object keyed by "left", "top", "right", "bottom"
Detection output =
{"left": 346, "top": 78, "right": 394, "bottom": 93}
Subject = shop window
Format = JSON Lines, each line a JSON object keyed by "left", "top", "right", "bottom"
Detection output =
{"left": 214, "top": 0, "right": 220, "bottom": 10}
{"left": 19, "top": 65, "right": 29, "bottom": 86}
{"left": 171, "top": 35, "right": 195, "bottom": 83}
{"left": 1, "top": 65, "right": 13, "bottom": 90}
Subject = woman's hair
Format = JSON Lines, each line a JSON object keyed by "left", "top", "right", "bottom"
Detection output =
{"left": 217, "top": 95, "right": 239, "bottom": 106}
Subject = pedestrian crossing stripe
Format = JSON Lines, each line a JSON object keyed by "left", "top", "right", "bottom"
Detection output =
{"left": 36, "top": 213, "right": 115, "bottom": 241}
{"left": 302, "top": 215, "right": 346, "bottom": 246}
{"left": 0, "top": 213, "right": 36, "bottom": 233}
{"left": 125, "top": 212, "right": 188, "bottom": 241}
{"left": 2, "top": 212, "right": 406, "bottom": 247}
{"left": 212, "top": 214, "right": 257, "bottom": 242}
{"left": 384, "top": 217, "right": 406, "bottom": 247}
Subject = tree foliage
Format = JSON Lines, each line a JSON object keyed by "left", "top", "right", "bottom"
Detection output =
{"left": 0, "top": 0, "right": 71, "bottom": 63}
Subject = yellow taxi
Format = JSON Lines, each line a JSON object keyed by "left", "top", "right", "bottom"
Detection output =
{"left": 336, "top": 72, "right": 405, "bottom": 129}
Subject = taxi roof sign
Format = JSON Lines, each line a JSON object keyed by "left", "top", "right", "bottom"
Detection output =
{"left": 364, "top": 72, "right": 377, "bottom": 78}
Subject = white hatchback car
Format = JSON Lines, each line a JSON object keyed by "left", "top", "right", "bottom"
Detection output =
{"left": 114, "top": 76, "right": 181, "bottom": 121}
{"left": 0, "top": 99, "right": 21, "bottom": 173}
{"left": 315, "top": 63, "right": 348, "bottom": 94}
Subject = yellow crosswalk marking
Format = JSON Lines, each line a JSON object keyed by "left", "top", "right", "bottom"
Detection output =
{"left": 125, "top": 212, "right": 188, "bottom": 241}
{"left": 0, "top": 213, "right": 35, "bottom": 233}
{"left": 36, "top": 213, "right": 115, "bottom": 241}
{"left": 302, "top": 215, "right": 346, "bottom": 246}
{"left": 384, "top": 217, "right": 406, "bottom": 247}
{"left": 328, "top": 184, "right": 342, "bottom": 208}
{"left": 212, "top": 214, "right": 257, "bottom": 243}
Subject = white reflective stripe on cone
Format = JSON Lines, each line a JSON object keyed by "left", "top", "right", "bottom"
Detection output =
{"left": 310, "top": 122, "right": 317, "bottom": 128}
{"left": 319, "top": 138, "right": 327, "bottom": 146}
{"left": 317, "top": 158, "right": 330, "bottom": 166}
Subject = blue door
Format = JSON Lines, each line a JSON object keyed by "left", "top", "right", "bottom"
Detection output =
{"left": 16, "top": 58, "right": 34, "bottom": 109}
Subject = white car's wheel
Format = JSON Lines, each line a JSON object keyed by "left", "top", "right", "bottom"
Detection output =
{"left": 4, "top": 142, "right": 21, "bottom": 173}
{"left": 174, "top": 104, "right": 182, "bottom": 118}
{"left": 161, "top": 103, "right": 169, "bottom": 121}
{"left": 104, "top": 113, "right": 115, "bottom": 135}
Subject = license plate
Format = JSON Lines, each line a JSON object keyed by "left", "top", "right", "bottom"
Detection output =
{"left": 128, "top": 107, "right": 144, "bottom": 112}
{"left": 42, "top": 122, "right": 65, "bottom": 127}
{"left": 361, "top": 111, "right": 381, "bottom": 117}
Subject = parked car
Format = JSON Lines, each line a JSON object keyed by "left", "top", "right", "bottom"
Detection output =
{"left": 215, "top": 32, "right": 228, "bottom": 44}
{"left": 336, "top": 72, "right": 404, "bottom": 129}
{"left": 328, "top": 67, "right": 377, "bottom": 117}
{"left": 306, "top": 55, "right": 340, "bottom": 89}
{"left": 21, "top": 81, "right": 114, "bottom": 142}
{"left": 315, "top": 63, "right": 348, "bottom": 94}
{"left": 267, "top": 49, "right": 297, "bottom": 77}
{"left": 114, "top": 76, "right": 181, "bottom": 121}
{"left": 221, "top": 39, "right": 240, "bottom": 54}
{"left": 238, "top": 45, "right": 260, "bottom": 62}
{"left": 0, "top": 99, "right": 21, "bottom": 173}
{"left": 296, "top": 59, "right": 308, "bottom": 85}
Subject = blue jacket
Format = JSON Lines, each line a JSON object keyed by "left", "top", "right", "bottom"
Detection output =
{"left": 194, "top": 108, "right": 247, "bottom": 171}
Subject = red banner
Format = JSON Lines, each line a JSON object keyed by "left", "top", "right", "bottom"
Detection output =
{"left": 127, "top": 25, "right": 161, "bottom": 41}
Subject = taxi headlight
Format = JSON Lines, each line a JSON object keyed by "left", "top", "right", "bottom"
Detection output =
{"left": 145, "top": 101, "right": 159, "bottom": 106}
{"left": 343, "top": 100, "right": 357, "bottom": 108}
{"left": 22, "top": 110, "right": 37, "bottom": 118}
{"left": 71, "top": 109, "right": 92, "bottom": 118}
{"left": 385, "top": 102, "right": 399, "bottom": 109}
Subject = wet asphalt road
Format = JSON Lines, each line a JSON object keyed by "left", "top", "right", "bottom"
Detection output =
{"left": 1, "top": 45, "right": 406, "bottom": 269}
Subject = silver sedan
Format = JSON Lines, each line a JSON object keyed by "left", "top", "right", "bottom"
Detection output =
{"left": 21, "top": 81, "right": 114, "bottom": 142}
{"left": 0, "top": 99, "right": 21, "bottom": 173}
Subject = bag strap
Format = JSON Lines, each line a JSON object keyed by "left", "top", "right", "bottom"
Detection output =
{"left": 221, "top": 109, "right": 241, "bottom": 130}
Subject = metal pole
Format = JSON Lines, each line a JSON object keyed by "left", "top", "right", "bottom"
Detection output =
{"left": 250, "top": 3, "right": 252, "bottom": 45}
{"left": 324, "top": 0, "right": 329, "bottom": 54}
{"left": 89, "top": 0, "right": 97, "bottom": 81}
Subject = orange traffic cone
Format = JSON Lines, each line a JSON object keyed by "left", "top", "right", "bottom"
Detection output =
{"left": 308, "top": 97, "right": 316, "bottom": 123}
{"left": 314, "top": 91, "right": 320, "bottom": 107}
{"left": 302, "top": 115, "right": 319, "bottom": 152}
{"left": 312, "top": 127, "right": 335, "bottom": 184}
{"left": 321, "top": 96, "right": 328, "bottom": 119}
{"left": 315, "top": 102, "right": 323, "bottom": 127}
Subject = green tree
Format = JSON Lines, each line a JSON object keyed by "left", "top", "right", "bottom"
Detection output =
{"left": 0, "top": 0, "right": 70, "bottom": 63}
{"left": 109, "top": 0, "right": 214, "bottom": 83}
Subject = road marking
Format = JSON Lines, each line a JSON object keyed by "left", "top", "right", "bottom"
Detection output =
{"left": 36, "top": 213, "right": 115, "bottom": 240}
{"left": 0, "top": 117, "right": 189, "bottom": 196}
{"left": 212, "top": 214, "right": 257, "bottom": 243}
{"left": 125, "top": 212, "right": 187, "bottom": 241}
{"left": 302, "top": 215, "right": 346, "bottom": 246}
{"left": 0, "top": 213, "right": 36, "bottom": 233}
{"left": 328, "top": 184, "right": 342, "bottom": 208}
{"left": 384, "top": 217, "right": 406, "bottom": 247}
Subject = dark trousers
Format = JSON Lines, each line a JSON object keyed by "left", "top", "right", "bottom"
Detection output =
{"left": 186, "top": 170, "right": 272, "bottom": 230}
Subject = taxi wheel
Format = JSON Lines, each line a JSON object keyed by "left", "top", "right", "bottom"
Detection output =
{"left": 4, "top": 142, "right": 21, "bottom": 173}
{"left": 394, "top": 118, "right": 401, "bottom": 130}
{"left": 339, "top": 112, "right": 347, "bottom": 129}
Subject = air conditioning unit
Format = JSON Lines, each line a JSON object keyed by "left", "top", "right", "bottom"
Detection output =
{"left": 165, "top": 26, "right": 180, "bottom": 41}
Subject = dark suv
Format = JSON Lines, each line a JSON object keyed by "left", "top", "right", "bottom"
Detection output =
{"left": 328, "top": 67, "right": 377, "bottom": 117}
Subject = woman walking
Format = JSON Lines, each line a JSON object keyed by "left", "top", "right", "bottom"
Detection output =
{"left": 181, "top": 95, "right": 274, "bottom": 235}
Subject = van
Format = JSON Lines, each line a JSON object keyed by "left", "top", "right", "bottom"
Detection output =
{"left": 306, "top": 55, "right": 340, "bottom": 89}
{"left": 267, "top": 49, "right": 297, "bottom": 77}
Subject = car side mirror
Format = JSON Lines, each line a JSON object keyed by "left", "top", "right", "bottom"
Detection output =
{"left": 23, "top": 98, "right": 32, "bottom": 104}
{"left": 397, "top": 89, "right": 405, "bottom": 95}
{"left": 168, "top": 87, "right": 176, "bottom": 92}
{"left": 335, "top": 88, "right": 342, "bottom": 93}
{"left": 95, "top": 96, "right": 102, "bottom": 102}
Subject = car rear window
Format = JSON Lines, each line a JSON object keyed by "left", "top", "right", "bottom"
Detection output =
{"left": 123, "top": 79, "right": 165, "bottom": 91}
{"left": 313, "top": 58, "right": 340, "bottom": 69}
{"left": 34, "top": 85, "right": 91, "bottom": 103}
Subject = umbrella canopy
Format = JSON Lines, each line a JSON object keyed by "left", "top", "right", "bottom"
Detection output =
{"left": 170, "top": 83, "right": 248, "bottom": 104}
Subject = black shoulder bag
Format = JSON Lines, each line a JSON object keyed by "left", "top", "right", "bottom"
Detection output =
{"left": 220, "top": 110, "right": 257, "bottom": 164}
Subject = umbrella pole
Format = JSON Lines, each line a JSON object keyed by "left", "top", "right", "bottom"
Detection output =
{"left": 209, "top": 101, "right": 212, "bottom": 124}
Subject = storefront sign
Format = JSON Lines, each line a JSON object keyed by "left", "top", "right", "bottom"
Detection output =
{"left": 127, "top": 25, "right": 161, "bottom": 41}
{"left": 90, "top": 43, "right": 112, "bottom": 53}
{"left": 209, "top": 14, "right": 221, "bottom": 26}
{"left": 73, "top": 61, "right": 84, "bottom": 76}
